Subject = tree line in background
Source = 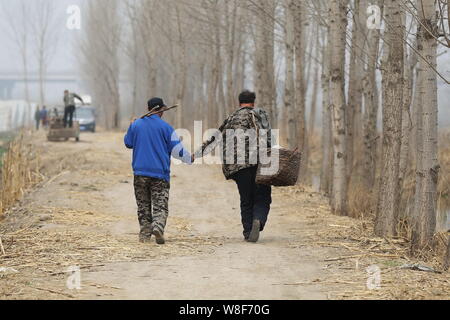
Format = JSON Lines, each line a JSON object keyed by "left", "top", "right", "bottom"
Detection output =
{"left": 1, "top": 0, "right": 60, "bottom": 107}
{"left": 80, "top": 0, "right": 449, "bottom": 260}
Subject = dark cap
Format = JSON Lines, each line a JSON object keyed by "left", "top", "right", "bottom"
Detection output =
{"left": 148, "top": 97, "right": 167, "bottom": 111}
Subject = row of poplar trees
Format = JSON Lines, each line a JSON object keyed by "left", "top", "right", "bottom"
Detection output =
{"left": 80, "top": 0, "right": 448, "bottom": 256}
{"left": 323, "top": 0, "right": 445, "bottom": 255}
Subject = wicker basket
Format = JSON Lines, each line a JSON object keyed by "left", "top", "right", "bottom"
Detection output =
{"left": 256, "top": 148, "right": 302, "bottom": 187}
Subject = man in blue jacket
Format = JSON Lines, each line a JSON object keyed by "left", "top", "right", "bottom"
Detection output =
{"left": 125, "top": 97, "right": 191, "bottom": 245}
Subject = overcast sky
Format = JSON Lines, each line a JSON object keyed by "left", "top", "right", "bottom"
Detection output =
{"left": 0, "top": 0, "right": 83, "bottom": 73}
{"left": 0, "top": 0, "right": 449, "bottom": 126}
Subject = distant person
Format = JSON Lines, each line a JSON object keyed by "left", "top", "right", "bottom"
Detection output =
{"left": 63, "top": 90, "right": 84, "bottom": 128}
{"left": 40, "top": 106, "right": 48, "bottom": 129}
{"left": 53, "top": 108, "right": 59, "bottom": 119}
{"left": 35, "top": 106, "right": 41, "bottom": 131}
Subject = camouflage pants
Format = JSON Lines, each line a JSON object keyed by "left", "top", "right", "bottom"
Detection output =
{"left": 134, "top": 175, "right": 170, "bottom": 237}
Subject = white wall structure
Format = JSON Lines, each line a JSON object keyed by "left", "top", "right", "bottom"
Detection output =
{"left": 0, "top": 101, "right": 37, "bottom": 132}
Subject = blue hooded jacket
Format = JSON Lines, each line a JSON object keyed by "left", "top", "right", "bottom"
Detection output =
{"left": 124, "top": 115, "right": 191, "bottom": 182}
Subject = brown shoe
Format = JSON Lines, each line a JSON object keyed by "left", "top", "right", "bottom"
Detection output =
{"left": 153, "top": 229, "right": 166, "bottom": 245}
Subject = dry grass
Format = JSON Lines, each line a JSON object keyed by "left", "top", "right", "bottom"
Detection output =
{"left": 347, "top": 181, "right": 377, "bottom": 219}
{"left": 0, "top": 210, "right": 223, "bottom": 299}
{"left": 307, "top": 131, "right": 323, "bottom": 173}
{"left": 325, "top": 130, "right": 450, "bottom": 297}
{"left": 275, "top": 185, "right": 450, "bottom": 300}
{"left": 309, "top": 130, "right": 450, "bottom": 276}
{"left": 309, "top": 202, "right": 449, "bottom": 299}
{"left": 0, "top": 131, "right": 42, "bottom": 218}
{"left": 0, "top": 211, "right": 219, "bottom": 273}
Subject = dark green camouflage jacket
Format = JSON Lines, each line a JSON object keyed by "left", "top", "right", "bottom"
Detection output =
{"left": 194, "top": 107, "right": 272, "bottom": 179}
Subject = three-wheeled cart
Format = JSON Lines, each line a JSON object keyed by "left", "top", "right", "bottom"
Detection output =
{"left": 47, "top": 118, "right": 80, "bottom": 142}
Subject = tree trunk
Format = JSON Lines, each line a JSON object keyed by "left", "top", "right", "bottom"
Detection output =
{"left": 362, "top": 0, "right": 382, "bottom": 189}
{"left": 375, "top": 0, "right": 404, "bottom": 237}
{"left": 445, "top": 237, "right": 450, "bottom": 271}
{"left": 412, "top": 33, "right": 424, "bottom": 242}
{"left": 254, "top": 0, "right": 276, "bottom": 123}
{"left": 308, "top": 23, "right": 320, "bottom": 143}
{"left": 347, "top": 0, "right": 365, "bottom": 180}
{"left": 320, "top": 24, "right": 332, "bottom": 195}
{"left": 175, "top": 5, "right": 187, "bottom": 128}
{"left": 329, "top": 0, "right": 348, "bottom": 215}
{"left": 292, "top": 0, "right": 309, "bottom": 180}
{"left": 399, "top": 39, "right": 415, "bottom": 190}
{"left": 225, "top": 0, "right": 238, "bottom": 114}
{"left": 207, "top": 53, "right": 219, "bottom": 129}
{"left": 411, "top": 0, "right": 439, "bottom": 252}
{"left": 285, "top": 0, "right": 297, "bottom": 149}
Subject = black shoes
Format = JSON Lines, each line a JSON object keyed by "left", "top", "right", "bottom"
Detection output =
{"left": 153, "top": 229, "right": 166, "bottom": 245}
{"left": 247, "top": 220, "right": 261, "bottom": 243}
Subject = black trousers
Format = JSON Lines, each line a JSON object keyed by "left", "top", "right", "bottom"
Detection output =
{"left": 231, "top": 166, "right": 272, "bottom": 238}
{"left": 64, "top": 105, "right": 75, "bottom": 128}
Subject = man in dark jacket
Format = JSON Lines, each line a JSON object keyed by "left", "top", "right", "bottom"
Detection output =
{"left": 194, "top": 90, "right": 272, "bottom": 243}
{"left": 125, "top": 97, "right": 192, "bottom": 244}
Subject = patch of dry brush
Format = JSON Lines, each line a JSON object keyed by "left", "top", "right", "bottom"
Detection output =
{"left": 277, "top": 185, "right": 449, "bottom": 300}
{"left": 0, "top": 131, "right": 42, "bottom": 218}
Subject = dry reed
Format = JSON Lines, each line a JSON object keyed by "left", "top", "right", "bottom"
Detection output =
{"left": 0, "top": 131, "right": 41, "bottom": 218}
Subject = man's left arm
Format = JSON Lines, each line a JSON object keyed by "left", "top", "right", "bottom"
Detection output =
{"left": 73, "top": 93, "right": 85, "bottom": 105}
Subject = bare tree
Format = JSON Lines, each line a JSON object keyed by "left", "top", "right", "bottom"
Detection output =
{"left": 284, "top": 0, "right": 297, "bottom": 149}
{"left": 253, "top": 0, "right": 277, "bottom": 123}
{"left": 308, "top": 22, "right": 320, "bottom": 143}
{"left": 320, "top": 17, "right": 332, "bottom": 195}
{"left": 1, "top": 0, "right": 31, "bottom": 105}
{"left": 399, "top": 15, "right": 417, "bottom": 190}
{"left": 80, "top": 0, "right": 122, "bottom": 129}
{"left": 328, "top": 0, "right": 348, "bottom": 215}
{"left": 375, "top": 0, "right": 405, "bottom": 237}
{"left": 292, "top": 0, "right": 309, "bottom": 180}
{"left": 347, "top": 0, "right": 365, "bottom": 180}
{"left": 31, "top": 0, "right": 60, "bottom": 106}
{"left": 361, "top": 0, "right": 382, "bottom": 189}
{"left": 173, "top": 1, "right": 188, "bottom": 128}
{"left": 411, "top": 0, "right": 440, "bottom": 252}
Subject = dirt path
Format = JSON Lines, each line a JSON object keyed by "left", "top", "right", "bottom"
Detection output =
{"left": 1, "top": 132, "right": 448, "bottom": 300}
{"left": 76, "top": 133, "right": 331, "bottom": 299}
